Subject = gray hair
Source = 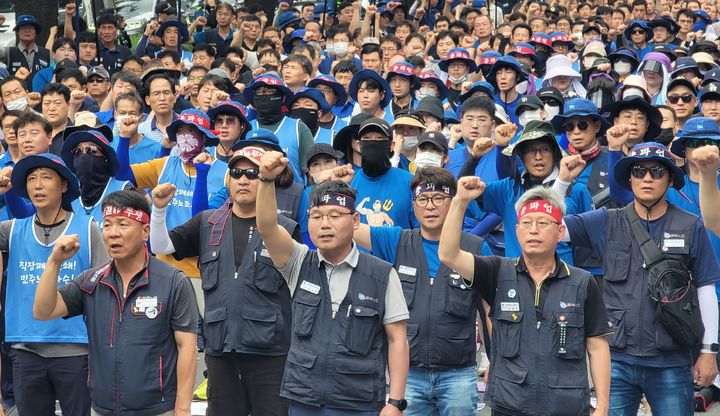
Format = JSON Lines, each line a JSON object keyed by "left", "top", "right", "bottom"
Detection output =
{"left": 514, "top": 187, "right": 567, "bottom": 216}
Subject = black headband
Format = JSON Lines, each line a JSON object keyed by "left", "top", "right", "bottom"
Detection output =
{"left": 310, "top": 192, "right": 356, "bottom": 211}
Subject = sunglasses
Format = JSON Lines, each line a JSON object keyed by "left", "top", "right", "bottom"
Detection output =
{"left": 667, "top": 93, "right": 695, "bottom": 104}
{"left": 72, "top": 144, "right": 103, "bottom": 156}
{"left": 685, "top": 138, "right": 718, "bottom": 148}
{"left": 631, "top": 165, "right": 667, "bottom": 179}
{"left": 229, "top": 167, "right": 260, "bottom": 180}
{"left": 631, "top": 29, "right": 646, "bottom": 35}
{"left": 562, "top": 120, "right": 590, "bottom": 132}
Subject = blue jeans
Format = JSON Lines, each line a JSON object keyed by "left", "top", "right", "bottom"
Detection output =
{"left": 609, "top": 360, "right": 694, "bottom": 416}
{"left": 405, "top": 365, "right": 478, "bottom": 416}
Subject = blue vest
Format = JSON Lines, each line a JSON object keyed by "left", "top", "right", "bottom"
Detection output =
{"left": 157, "top": 156, "right": 228, "bottom": 230}
{"left": 71, "top": 179, "right": 130, "bottom": 228}
{"left": 314, "top": 116, "right": 347, "bottom": 145}
{"left": 6, "top": 213, "right": 92, "bottom": 343}
{"left": 251, "top": 118, "right": 304, "bottom": 184}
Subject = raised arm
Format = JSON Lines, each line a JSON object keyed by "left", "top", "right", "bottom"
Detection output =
{"left": 606, "top": 124, "right": 634, "bottom": 205}
{"left": 150, "top": 183, "right": 178, "bottom": 254}
{"left": 438, "top": 176, "right": 486, "bottom": 282}
{"left": 256, "top": 151, "right": 296, "bottom": 269}
{"left": 696, "top": 145, "right": 720, "bottom": 235}
{"left": 33, "top": 235, "right": 77, "bottom": 320}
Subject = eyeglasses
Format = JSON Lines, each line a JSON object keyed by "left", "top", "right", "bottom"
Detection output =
{"left": 520, "top": 145, "right": 553, "bottom": 156}
{"left": 72, "top": 144, "right": 104, "bottom": 156}
{"left": 631, "top": 165, "right": 667, "bottom": 179}
{"left": 518, "top": 218, "right": 559, "bottom": 230}
{"left": 415, "top": 195, "right": 451, "bottom": 208}
{"left": 667, "top": 93, "right": 695, "bottom": 104}
{"left": 87, "top": 78, "right": 107, "bottom": 84}
{"left": 685, "top": 138, "right": 718, "bottom": 148}
{"left": 229, "top": 167, "right": 260, "bottom": 180}
{"left": 631, "top": 29, "right": 646, "bottom": 35}
{"left": 308, "top": 210, "right": 353, "bottom": 223}
{"left": 563, "top": 120, "right": 590, "bottom": 132}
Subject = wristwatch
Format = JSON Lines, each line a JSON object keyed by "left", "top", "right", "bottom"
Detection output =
{"left": 388, "top": 398, "right": 407, "bottom": 411}
{"left": 258, "top": 174, "right": 276, "bottom": 183}
{"left": 702, "top": 343, "right": 720, "bottom": 353}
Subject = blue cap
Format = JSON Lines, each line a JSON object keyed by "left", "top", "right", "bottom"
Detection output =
{"left": 232, "top": 128, "right": 284, "bottom": 153}
{"left": 243, "top": 74, "right": 293, "bottom": 106}
{"left": 287, "top": 87, "right": 331, "bottom": 114}
{"left": 485, "top": 56, "right": 527, "bottom": 89}
{"left": 624, "top": 20, "right": 653, "bottom": 42}
{"left": 614, "top": 142, "right": 685, "bottom": 190}
{"left": 438, "top": 48, "right": 478, "bottom": 73}
{"left": 608, "top": 48, "right": 640, "bottom": 67}
{"left": 349, "top": 69, "right": 393, "bottom": 108}
{"left": 167, "top": 109, "right": 219, "bottom": 147}
{"left": 14, "top": 15, "right": 41, "bottom": 33}
{"left": 702, "top": 68, "right": 720, "bottom": 86}
{"left": 61, "top": 129, "right": 119, "bottom": 177}
{"left": 308, "top": 74, "right": 348, "bottom": 106}
{"left": 207, "top": 101, "right": 251, "bottom": 140}
{"left": 671, "top": 117, "right": 720, "bottom": 157}
{"left": 12, "top": 153, "right": 80, "bottom": 206}
{"left": 551, "top": 98, "right": 610, "bottom": 134}
{"left": 671, "top": 57, "right": 701, "bottom": 79}
{"left": 460, "top": 81, "right": 495, "bottom": 103}
{"left": 277, "top": 11, "right": 301, "bottom": 29}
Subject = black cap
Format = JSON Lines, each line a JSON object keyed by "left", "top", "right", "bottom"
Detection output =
{"left": 307, "top": 143, "right": 343, "bottom": 163}
{"left": 155, "top": 1, "right": 177, "bottom": 15}
{"left": 53, "top": 58, "right": 79, "bottom": 75}
{"left": 415, "top": 97, "right": 445, "bottom": 121}
{"left": 417, "top": 131, "right": 449, "bottom": 154}
{"left": 702, "top": 81, "right": 720, "bottom": 101}
{"left": 515, "top": 95, "right": 544, "bottom": 116}
{"left": 358, "top": 117, "right": 392, "bottom": 139}
{"left": 537, "top": 87, "right": 564, "bottom": 107}
{"left": 653, "top": 44, "right": 678, "bottom": 61}
{"left": 667, "top": 77, "right": 697, "bottom": 95}
{"left": 333, "top": 113, "right": 375, "bottom": 155}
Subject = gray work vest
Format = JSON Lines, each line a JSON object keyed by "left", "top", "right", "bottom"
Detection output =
{"left": 280, "top": 250, "right": 392, "bottom": 411}
{"left": 395, "top": 229, "right": 483, "bottom": 368}
{"left": 198, "top": 200, "right": 296, "bottom": 356}
{"left": 603, "top": 203, "right": 697, "bottom": 359}
{"left": 486, "top": 258, "right": 591, "bottom": 416}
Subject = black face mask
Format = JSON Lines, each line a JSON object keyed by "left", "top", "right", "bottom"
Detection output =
{"left": 290, "top": 108, "right": 319, "bottom": 134}
{"left": 263, "top": 63, "right": 278, "bottom": 72}
{"left": 73, "top": 153, "right": 110, "bottom": 207}
{"left": 535, "top": 51, "right": 550, "bottom": 77}
{"left": 656, "top": 128, "right": 674, "bottom": 145}
{"left": 254, "top": 94, "right": 284, "bottom": 125}
{"left": 360, "top": 139, "right": 392, "bottom": 178}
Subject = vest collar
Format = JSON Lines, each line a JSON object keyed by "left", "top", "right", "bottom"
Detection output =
{"left": 105, "top": 249, "right": 151, "bottom": 288}
{"left": 317, "top": 242, "right": 359, "bottom": 269}
{"left": 515, "top": 253, "right": 570, "bottom": 280}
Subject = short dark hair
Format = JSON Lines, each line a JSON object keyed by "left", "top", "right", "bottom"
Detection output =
{"left": 292, "top": 44, "right": 317, "bottom": 61}
{"left": 512, "top": 23, "right": 532, "bottom": 37}
{"left": 258, "top": 48, "right": 281, "bottom": 63}
{"left": 97, "top": 13, "right": 118, "bottom": 27}
{"left": 631, "top": 0, "right": 646, "bottom": 9}
{"left": 12, "top": 112, "right": 52, "bottom": 135}
{"left": 677, "top": 8, "right": 695, "bottom": 20}
{"left": 188, "top": 65, "right": 209, "bottom": 76}
{"left": 211, "top": 57, "right": 236, "bottom": 73}
{"left": 57, "top": 69, "right": 86, "bottom": 86}
{"left": 358, "top": 78, "right": 382, "bottom": 91}
{"left": 216, "top": 1, "right": 234, "bottom": 14}
{"left": 40, "top": 83, "right": 71, "bottom": 103}
{"left": 102, "top": 189, "right": 151, "bottom": 218}
{"left": 284, "top": 54, "right": 313, "bottom": 75}
{"left": 0, "top": 76, "right": 27, "bottom": 93}
{"left": 52, "top": 37, "right": 75, "bottom": 53}
{"left": 77, "top": 31, "right": 97, "bottom": 44}
{"left": 111, "top": 71, "right": 141, "bottom": 91}
{"left": 145, "top": 74, "right": 176, "bottom": 95}
{"left": 332, "top": 59, "right": 359, "bottom": 75}
{"left": 122, "top": 56, "right": 145, "bottom": 69}
{"left": 225, "top": 46, "right": 245, "bottom": 59}
{"left": 243, "top": 14, "right": 261, "bottom": 24}
{"left": 360, "top": 43, "right": 383, "bottom": 60}
{"left": 198, "top": 74, "right": 231, "bottom": 93}
{"left": 158, "top": 50, "right": 181, "bottom": 65}
{"left": 448, "top": 21, "right": 469, "bottom": 33}
{"left": 508, "top": 12, "right": 527, "bottom": 22}
{"left": 405, "top": 33, "right": 426, "bottom": 48}
{"left": 114, "top": 92, "right": 144, "bottom": 111}
{"left": 309, "top": 180, "right": 357, "bottom": 209}
{"left": 461, "top": 96, "right": 496, "bottom": 119}
{"left": 435, "top": 30, "right": 459, "bottom": 46}
{"left": 410, "top": 166, "right": 457, "bottom": 196}
{"left": 255, "top": 38, "right": 277, "bottom": 51}
{"left": 1, "top": 110, "right": 24, "bottom": 126}
{"left": 192, "top": 43, "right": 217, "bottom": 57}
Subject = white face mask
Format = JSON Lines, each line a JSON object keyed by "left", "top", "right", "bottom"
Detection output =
{"left": 583, "top": 56, "right": 597, "bottom": 68}
{"left": 5, "top": 96, "right": 27, "bottom": 111}
{"left": 614, "top": 61, "right": 632, "bottom": 75}
{"left": 516, "top": 80, "right": 529, "bottom": 95}
{"left": 544, "top": 104, "right": 561, "bottom": 119}
{"left": 325, "top": 43, "right": 335, "bottom": 56}
{"left": 518, "top": 109, "right": 543, "bottom": 127}
{"left": 448, "top": 73, "right": 468, "bottom": 84}
{"left": 416, "top": 87, "right": 437, "bottom": 101}
{"left": 334, "top": 42, "right": 349, "bottom": 57}
{"left": 401, "top": 135, "right": 419, "bottom": 152}
{"left": 622, "top": 87, "right": 646, "bottom": 99}
{"left": 414, "top": 151, "right": 443, "bottom": 168}
{"left": 572, "top": 33, "right": 586, "bottom": 47}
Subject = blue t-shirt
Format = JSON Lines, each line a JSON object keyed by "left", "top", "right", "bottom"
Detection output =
{"left": 369, "top": 226, "right": 441, "bottom": 278}
{"left": 32, "top": 65, "right": 54, "bottom": 93}
{"left": 564, "top": 206, "right": 720, "bottom": 367}
{"left": 319, "top": 56, "right": 363, "bottom": 75}
{"left": 494, "top": 93, "right": 522, "bottom": 127}
{"left": 351, "top": 167, "right": 416, "bottom": 229}
{"left": 96, "top": 110, "right": 115, "bottom": 130}
{"left": 111, "top": 134, "right": 162, "bottom": 165}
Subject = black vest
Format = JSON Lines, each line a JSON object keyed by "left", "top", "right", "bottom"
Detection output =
{"left": 603, "top": 203, "right": 697, "bottom": 358}
{"left": 277, "top": 182, "right": 304, "bottom": 222}
{"left": 198, "top": 201, "right": 296, "bottom": 356}
{"left": 203, "top": 29, "right": 234, "bottom": 57}
{"left": 8, "top": 46, "right": 50, "bottom": 75}
{"left": 395, "top": 229, "right": 483, "bottom": 368}
{"left": 573, "top": 151, "right": 611, "bottom": 274}
{"left": 486, "top": 258, "right": 591, "bottom": 416}
{"left": 79, "top": 257, "right": 180, "bottom": 416}
{"left": 280, "top": 250, "right": 392, "bottom": 411}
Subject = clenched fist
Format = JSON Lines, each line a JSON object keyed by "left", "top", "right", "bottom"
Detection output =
{"left": 259, "top": 151, "right": 289, "bottom": 180}
{"left": 456, "top": 176, "right": 486, "bottom": 202}
{"left": 50, "top": 234, "right": 80, "bottom": 263}
{"left": 152, "top": 183, "right": 177, "bottom": 209}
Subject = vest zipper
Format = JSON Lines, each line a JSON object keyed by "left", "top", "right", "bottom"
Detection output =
{"left": 160, "top": 355, "right": 165, "bottom": 402}
{"left": 424, "top": 276, "right": 434, "bottom": 365}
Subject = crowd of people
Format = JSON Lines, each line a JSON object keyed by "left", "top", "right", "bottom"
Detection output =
{"left": 3, "top": 0, "right": 720, "bottom": 414}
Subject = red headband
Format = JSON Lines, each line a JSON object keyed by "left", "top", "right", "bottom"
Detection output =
{"left": 103, "top": 206, "right": 150, "bottom": 224}
{"left": 518, "top": 200, "right": 562, "bottom": 223}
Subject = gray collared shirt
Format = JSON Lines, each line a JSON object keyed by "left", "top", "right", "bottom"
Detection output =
{"left": 0, "top": 41, "right": 38, "bottom": 67}
{"left": 279, "top": 241, "right": 409, "bottom": 324}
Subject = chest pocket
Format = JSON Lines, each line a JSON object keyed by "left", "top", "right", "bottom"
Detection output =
{"left": 552, "top": 311, "right": 585, "bottom": 360}
{"left": 293, "top": 293, "right": 321, "bottom": 337}
{"left": 445, "top": 274, "right": 475, "bottom": 318}
{"left": 397, "top": 270, "right": 417, "bottom": 308}
{"left": 199, "top": 250, "right": 220, "bottom": 290}
{"left": 604, "top": 241, "right": 631, "bottom": 283}
{"left": 494, "top": 311, "right": 523, "bottom": 358}
{"left": 344, "top": 305, "right": 381, "bottom": 356}
{"left": 254, "top": 249, "right": 283, "bottom": 294}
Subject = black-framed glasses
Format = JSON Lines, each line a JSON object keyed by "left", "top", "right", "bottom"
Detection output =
{"left": 415, "top": 195, "right": 451, "bottom": 208}
{"left": 229, "top": 167, "right": 260, "bottom": 180}
{"left": 308, "top": 210, "right": 353, "bottom": 223}
{"left": 631, "top": 165, "right": 667, "bottom": 179}
{"left": 685, "top": 138, "right": 718, "bottom": 148}
{"left": 631, "top": 29, "right": 646, "bottom": 35}
{"left": 563, "top": 120, "right": 590, "bottom": 132}
{"left": 72, "top": 144, "right": 103, "bottom": 156}
{"left": 667, "top": 93, "right": 695, "bottom": 104}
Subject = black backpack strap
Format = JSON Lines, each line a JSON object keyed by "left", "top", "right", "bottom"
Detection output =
{"left": 624, "top": 203, "right": 664, "bottom": 267}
